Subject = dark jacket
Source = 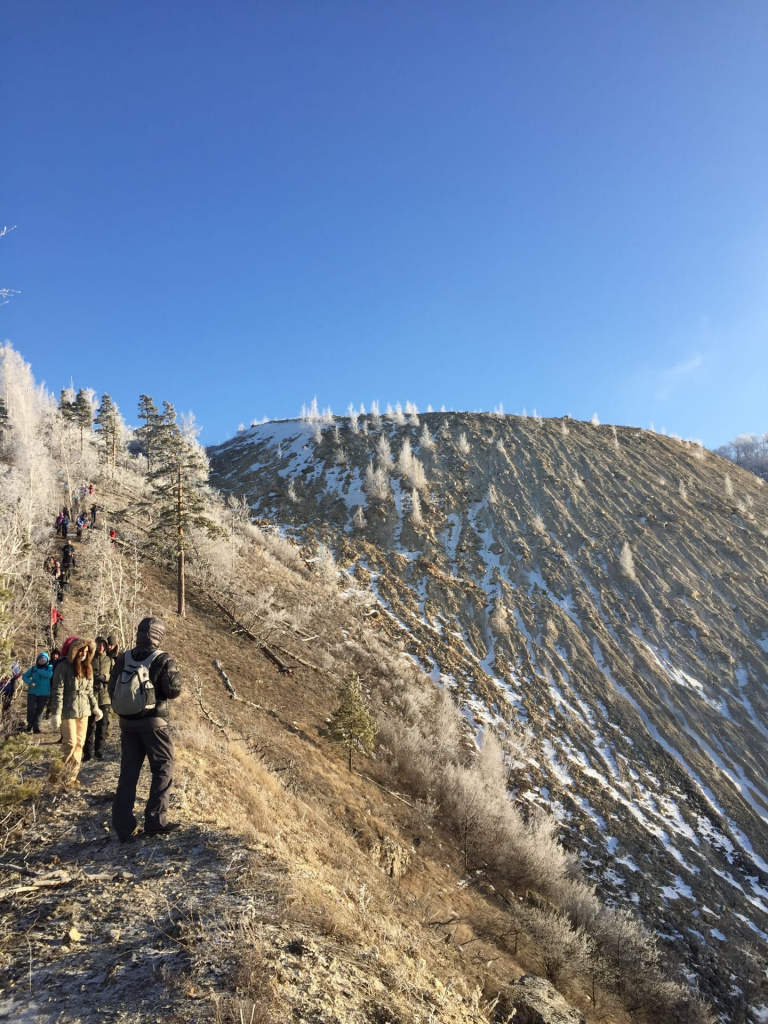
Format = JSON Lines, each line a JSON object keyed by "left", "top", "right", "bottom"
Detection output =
{"left": 91, "top": 643, "right": 114, "bottom": 706}
{"left": 107, "top": 617, "right": 181, "bottom": 730}
{"left": 61, "top": 543, "right": 76, "bottom": 569}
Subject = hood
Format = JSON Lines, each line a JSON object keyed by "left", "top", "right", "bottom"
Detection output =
{"left": 36, "top": 652, "right": 49, "bottom": 665}
{"left": 95, "top": 636, "right": 108, "bottom": 648}
{"left": 136, "top": 617, "right": 165, "bottom": 650}
{"left": 60, "top": 636, "right": 78, "bottom": 658}
{"left": 107, "top": 635, "right": 118, "bottom": 646}
{"left": 67, "top": 638, "right": 96, "bottom": 664}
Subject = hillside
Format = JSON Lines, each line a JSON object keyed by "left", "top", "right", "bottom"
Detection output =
{"left": 208, "top": 411, "right": 768, "bottom": 1013}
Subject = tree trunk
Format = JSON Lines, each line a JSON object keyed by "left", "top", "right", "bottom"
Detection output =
{"left": 348, "top": 742, "right": 352, "bottom": 771}
{"left": 177, "top": 466, "right": 185, "bottom": 616}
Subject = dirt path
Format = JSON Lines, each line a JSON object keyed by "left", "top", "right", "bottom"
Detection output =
{"left": 0, "top": 726, "right": 278, "bottom": 1023}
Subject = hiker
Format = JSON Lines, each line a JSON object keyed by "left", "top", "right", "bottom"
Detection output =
{"left": 61, "top": 541, "right": 76, "bottom": 581}
{"left": 49, "top": 637, "right": 101, "bottom": 784}
{"left": 1, "top": 657, "right": 22, "bottom": 724}
{"left": 23, "top": 653, "right": 53, "bottom": 734}
{"left": 75, "top": 513, "right": 88, "bottom": 541}
{"left": 90, "top": 504, "right": 97, "bottom": 526}
{"left": 50, "top": 605, "right": 64, "bottom": 642}
{"left": 109, "top": 527, "right": 117, "bottom": 545}
{"left": 108, "top": 617, "right": 182, "bottom": 840}
{"left": 83, "top": 637, "right": 113, "bottom": 761}
{"left": 55, "top": 512, "right": 64, "bottom": 536}
{"left": 88, "top": 483, "right": 94, "bottom": 496}
{"left": 105, "top": 635, "right": 120, "bottom": 661}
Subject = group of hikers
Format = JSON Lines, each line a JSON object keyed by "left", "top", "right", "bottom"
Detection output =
{"left": 16, "top": 619, "right": 183, "bottom": 840}
{"left": 3, "top": 491, "right": 183, "bottom": 842}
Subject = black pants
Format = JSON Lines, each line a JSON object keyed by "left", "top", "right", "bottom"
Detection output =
{"left": 112, "top": 726, "right": 174, "bottom": 839}
{"left": 83, "top": 707, "right": 110, "bottom": 758}
{"left": 26, "top": 694, "right": 48, "bottom": 733}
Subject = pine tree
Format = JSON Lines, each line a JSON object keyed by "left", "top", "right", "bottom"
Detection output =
{"left": 73, "top": 388, "right": 94, "bottom": 452}
{"left": 145, "top": 401, "right": 223, "bottom": 615}
{"left": 94, "top": 393, "right": 122, "bottom": 473}
{"left": 327, "top": 675, "right": 377, "bottom": 771}
{"left": 59, "top": 387, "right": 76, "bottom": 422}
{"left": 136, "top": 395, "right": 163, "bottom": 471}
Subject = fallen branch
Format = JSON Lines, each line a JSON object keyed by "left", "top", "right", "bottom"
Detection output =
{"left": 0, "top": 861, "right": 38, "bottom": 878}
{"left": 212, "top": 660, "right": 265, "bottom": 712}
{"left": 353, "top": 770, "right": 414, "bottom": 808}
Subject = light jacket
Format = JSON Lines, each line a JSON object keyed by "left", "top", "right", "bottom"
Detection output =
{"left": 50, "top": 638, "right": 98, "bottom": 720}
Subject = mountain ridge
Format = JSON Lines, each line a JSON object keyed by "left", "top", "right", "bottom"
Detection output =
{"left": 209, "top": 411, "right": 768, "bottom": 1009}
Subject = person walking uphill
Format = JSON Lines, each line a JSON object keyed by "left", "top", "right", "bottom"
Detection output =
{"left": 108, "top": 617, "right": 182, "bottom": 840}
{"left": 83, "top": 637, "right": 113, "bottom": 761}
{"left": 49, "top": 638, "right": 102, "bottom": 785}
{"left": 23, "top": 653, "right": 53, "bottom": 734}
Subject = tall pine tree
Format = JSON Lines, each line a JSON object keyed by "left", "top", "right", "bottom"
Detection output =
{"left": 145, "top": 401, "right": 222, "bottom": 616}
{"left": 94, "top": 394, "right": 122, "bottom": 473}
{"left": 136, "top": 395, "right": 162, "bottom": 471}
{"left": 73, "top": 388, "right": 94, "bottom": 453}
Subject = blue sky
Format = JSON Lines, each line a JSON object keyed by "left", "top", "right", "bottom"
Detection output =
{"left": 3, "top": 1, "right": 767, "bottom": 446}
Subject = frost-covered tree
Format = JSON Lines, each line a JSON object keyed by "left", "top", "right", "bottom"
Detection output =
{"left": 410, "top": 489, "right": 423, "bottom": 525}
{"left": 590, "top": 412, "right": 600, "bottom": 426}
{"left": 418, "top": 424, "right": 434, "bottom": 449}
{"left": 376, "top": 434, "right": 394, "bottom": 470}
{"left": 364, "top": 462, "right": 390, "bottom": 502}
{"left": 397, "top": 437, "right": 427, "bottom": 491}
{"left": 370, "top": 400, "right": 381, "bottom": 429}
{"left": 457, "top": 432, "right": 471, "bottom": 456}
{"left": 351, "top": 505, "right": 366, "bottom": 530}
{"left": 347, "top": 403, "right": 359, "bottom": 434}
{"left": 716, "top": 432, "right": 768, "bottom": 481}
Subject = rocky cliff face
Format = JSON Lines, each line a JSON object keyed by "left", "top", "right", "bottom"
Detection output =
{"left": 209, "top": 412, "right": 768, "bottom": 1003}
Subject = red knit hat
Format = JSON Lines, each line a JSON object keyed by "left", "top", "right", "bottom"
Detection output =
{"left": 60, "top": 635, "right": 78, "bottom": 657}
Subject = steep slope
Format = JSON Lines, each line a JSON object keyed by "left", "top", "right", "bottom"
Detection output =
{"left": 209, "top": 412, "right": 768, "bottom": 1007}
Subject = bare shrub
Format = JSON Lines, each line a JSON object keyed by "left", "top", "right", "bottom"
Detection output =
{"left": 619, "top": 541, "right": 636, "bottom": 580}
{"left": 521, "top": 905, "right": 591, "bottom": 985}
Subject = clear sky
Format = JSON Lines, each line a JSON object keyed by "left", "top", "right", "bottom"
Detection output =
{"left": 3, "top": 1, "right": 767, "bottom": 447}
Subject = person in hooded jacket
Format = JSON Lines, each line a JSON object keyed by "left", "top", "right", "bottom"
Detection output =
{"left": 61, "top": 542, "right": 76, "bottom": 580}
{"left": 50, "top": 637, "right": 101, "bottom": 783}
{"left": 83, "top": 637, "right": 113, "bottom": 761}
{"left": 23, "top": 653, "right": 53, "bottom": 733}
{"left": 108, "top": 617, "right": 182, "bottom": 840}
{"left": 105, "top": 635, "right": 120, "bottom": 661}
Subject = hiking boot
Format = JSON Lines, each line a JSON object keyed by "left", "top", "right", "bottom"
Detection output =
{"left": 145, "top": 822, "right": 182, "bottom": 836}
{"left": 119, "top": 826, "right": 144, "bottom": 842}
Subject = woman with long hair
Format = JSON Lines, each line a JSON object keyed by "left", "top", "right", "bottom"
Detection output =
{"left": 49, "top": 637, "right": 102, "bottom": 785}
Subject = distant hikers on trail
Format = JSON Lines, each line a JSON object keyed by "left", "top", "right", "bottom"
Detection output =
{"left": 90, "top": 504, "right": 97, "bottom": 526}
{"left": 49, "top": 636, "right": 102, "bottom": 787}
{"left": 23, "top": 652, "right": 53, "bottom": 734}
{"left": 75, "top": 513, "right": 88, "bottom": 541}
{"left": 109, "top": 617, "right": 182, "bottom": 840}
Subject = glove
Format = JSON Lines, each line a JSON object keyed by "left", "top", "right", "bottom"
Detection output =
{"left": 50, "top": 714, "right": 61, "bottom": 731}
{"left": 93, "top": 707, "right": 103, "bottom": 722}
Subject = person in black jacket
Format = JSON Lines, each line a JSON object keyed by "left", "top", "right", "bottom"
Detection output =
{"left": 61, "top": 542, "right": 76, "bottom": 583}
{"left": 108, "top": 617, "right": 182, "bottom": 840}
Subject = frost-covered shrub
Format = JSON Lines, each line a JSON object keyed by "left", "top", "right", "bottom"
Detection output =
{"left": 457, "top": 432, "right": 471, "bottom": 456}
{"left": 370, "top": 400, "right": 381, "bottom": 429}
{"left": 619, "top": 541, "right": 636, "bottom": 579}
{"left": 590, "top": 412, "right": 600, "bottom": 426}
{"left": 347, "top": 403, "right": 359, "bottom": 434}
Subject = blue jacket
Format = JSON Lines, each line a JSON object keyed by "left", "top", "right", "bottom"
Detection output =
{"left": 23, "top": 657, "right": 53, "bottom": 696}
